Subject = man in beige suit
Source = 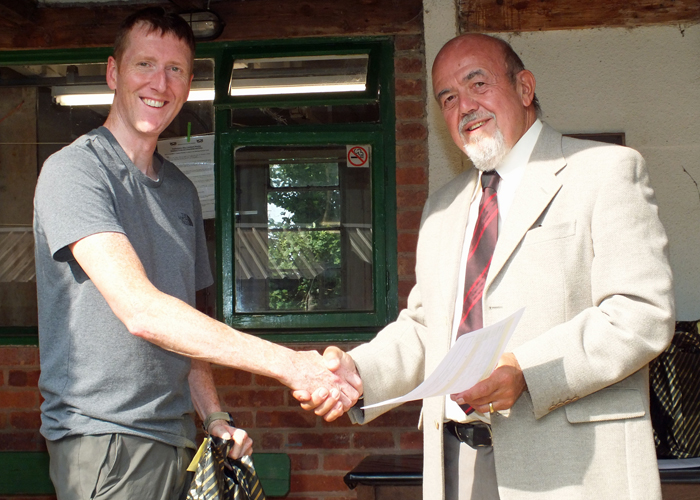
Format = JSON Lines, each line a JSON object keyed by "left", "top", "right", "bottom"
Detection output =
{"left": 299, "top": 33, "right": 675, "bottom": 499}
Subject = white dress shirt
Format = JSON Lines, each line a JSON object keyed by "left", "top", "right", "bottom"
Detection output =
{"left": 445, "top": 119, "right": 544, "bottom": 423}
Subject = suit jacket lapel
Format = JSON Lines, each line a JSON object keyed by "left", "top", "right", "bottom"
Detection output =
{"left": 485, "top": 124, "right": 567, "bottom": 292}
{"left": 439, "top": 169, "right": 479, "bottom": 322}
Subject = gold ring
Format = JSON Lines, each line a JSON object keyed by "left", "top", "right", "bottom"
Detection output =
{"left": 489, "top": 402, "right": 495, "bottom": 414}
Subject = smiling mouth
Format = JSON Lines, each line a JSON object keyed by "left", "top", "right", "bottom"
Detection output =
{"left": 466, "top": 120, "right": 488, "bottom": 132}
{"left": 142, "top": 98, "right": 165, "bottom": 108}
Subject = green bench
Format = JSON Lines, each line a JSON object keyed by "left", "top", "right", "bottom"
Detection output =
{"left": 0, "top": 451, "right": 290, "bottom": 497}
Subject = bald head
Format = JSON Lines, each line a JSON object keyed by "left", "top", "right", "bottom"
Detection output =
{"left": 433, "top": 34, "right": 507, "bottom": 79}
{"left": 433, "top": 34, "right": 538, "bottom": 112}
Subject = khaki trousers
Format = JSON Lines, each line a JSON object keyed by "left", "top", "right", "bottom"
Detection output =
{"left": 47, "top": 434, "right": 192, "bottom": 500}
{"left": 444, "top": 429, "right": 500, "bottom": 500}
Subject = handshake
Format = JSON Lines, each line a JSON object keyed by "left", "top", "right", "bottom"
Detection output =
{"left": 287, "top": 346, "right": 363, "bottom": 422}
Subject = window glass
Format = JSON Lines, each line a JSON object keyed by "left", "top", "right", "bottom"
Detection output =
{"left": 234, "top": 145, "right": 373, "bottom": 313}
{"left": 230, "top": 54, "right": 369, "bottom": 96}
{"left": 0, "top": 85, "right": 39, "bottom": 327}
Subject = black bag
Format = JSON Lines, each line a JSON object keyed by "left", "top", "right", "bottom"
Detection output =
{"left": 649, "top": 321, "right": 700, "bottom": 459}
{"left": 187, "top": 436, "right": 267, "bottom": 500}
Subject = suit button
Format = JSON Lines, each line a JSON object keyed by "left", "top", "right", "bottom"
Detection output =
{"left": 435, "top": 421, "right": 440, "bottom": 430}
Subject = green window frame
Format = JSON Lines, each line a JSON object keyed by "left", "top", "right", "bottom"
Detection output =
{"left": 213, "top": 38, "right": 397, "bottom": 342}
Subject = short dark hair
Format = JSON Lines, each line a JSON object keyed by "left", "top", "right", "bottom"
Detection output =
{"left": 113, "top": 7, "right": 196, "bottom": 68}
{"left": 491, "top": 36, "right": 542, "bottom": 117}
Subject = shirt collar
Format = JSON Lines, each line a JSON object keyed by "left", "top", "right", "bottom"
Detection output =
{"left": 495, "top": 119, "right": 543, "bottom": 181}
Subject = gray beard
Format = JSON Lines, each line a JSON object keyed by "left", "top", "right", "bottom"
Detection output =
{"left": 459, "top": 114, "right": 510, "bottom": 172}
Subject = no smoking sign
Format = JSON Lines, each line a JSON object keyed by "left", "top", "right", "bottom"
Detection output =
{"left": 346, "top": 145, "right": 371, "bottom": 168}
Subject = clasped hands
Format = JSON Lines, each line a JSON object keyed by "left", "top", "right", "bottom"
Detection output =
{"left": 291, "top": 348, "right": 526, "bottom": 421}
{"left": 289, "top": 347, "right": 363, "bottom": 422}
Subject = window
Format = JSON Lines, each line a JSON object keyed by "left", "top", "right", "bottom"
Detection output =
{"left": 216, "top": 40, "right": 397, "bottom": 340}
{"left": 229, "top": 54, "right": 369, "bottom": 96}
{"left": 234, "top": 144, "right": 373, "bottom": 314}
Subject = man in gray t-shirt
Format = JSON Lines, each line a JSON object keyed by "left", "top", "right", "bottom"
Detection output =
{"left": 35, "top": 126, "right": 211, "bottom": 450}
{"left": 33, "top": 8, "right": 361, "bottom": 500}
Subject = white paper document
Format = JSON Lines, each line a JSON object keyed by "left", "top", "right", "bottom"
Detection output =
{"left": 157, "top": 135, "right": 216, "bottom": 219}
{"left": 362, "top": 308, "right": 524, "bottom": 410}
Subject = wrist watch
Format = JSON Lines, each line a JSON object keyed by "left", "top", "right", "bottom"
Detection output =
{"left": 203, "top": 411, "right": 235, "bottom": 433}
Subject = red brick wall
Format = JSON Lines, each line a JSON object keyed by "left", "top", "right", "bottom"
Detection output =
{"left": 0, "top": 33, "right": 429, "bottom": 500}
{"left": 0, "top": 347, "right": 43, "bottom": 454}
{"left": 395, "top": 34, "right": 429, "bottom": 308}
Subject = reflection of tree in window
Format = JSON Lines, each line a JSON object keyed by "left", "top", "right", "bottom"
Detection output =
{"left": 267, "top": 161, "right": 342, "bottom": 311}
{"left": 234, "top": 144, "right": 373, "bottom": 315}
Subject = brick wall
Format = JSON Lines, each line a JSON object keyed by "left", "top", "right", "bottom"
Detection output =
{"left": 395, "top": 34, "right": 429, "bottom": 307}
{"left": 0, "top": 33, "right": 429, "bottom": 500}
{"left": 0, "top": 347, "right": 43, "bottom": 454}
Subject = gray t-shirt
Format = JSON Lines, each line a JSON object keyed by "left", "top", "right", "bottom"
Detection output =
{"left": 34, "top": 126, "right": 213, "bottom": 449}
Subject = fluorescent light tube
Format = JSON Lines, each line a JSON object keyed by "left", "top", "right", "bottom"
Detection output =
{"left": 52, "top": 81, "right": 215, "bottom": 106}
{"left": 54, "top": 92, "right": 114, "bottom": 106}
{"left": 229, "top": 83, "right": 366, "bottom": 96}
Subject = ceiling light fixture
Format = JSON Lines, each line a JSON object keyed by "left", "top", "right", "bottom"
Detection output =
{"left": 179, "top": 10, "right": 225, "bottom": 41}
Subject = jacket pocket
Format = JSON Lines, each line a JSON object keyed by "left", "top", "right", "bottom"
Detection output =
{"left": 565, "top": 388, "right": 646, "bottom": 423}
{"left": 522, "top": 220, "right": 576, "bottom": 246}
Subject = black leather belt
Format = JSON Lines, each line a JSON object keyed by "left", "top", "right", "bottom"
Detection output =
{"left": 445, "top": 421, "right": 492, "bottom": 449}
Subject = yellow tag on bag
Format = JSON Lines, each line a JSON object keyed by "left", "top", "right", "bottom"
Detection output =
{"left": 187, "top": 438, "right": 209, "bottom": 472}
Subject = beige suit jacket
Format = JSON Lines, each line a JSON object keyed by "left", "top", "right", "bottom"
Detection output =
{"left": 349, "top": 124, "right": 675, "bottom": 499}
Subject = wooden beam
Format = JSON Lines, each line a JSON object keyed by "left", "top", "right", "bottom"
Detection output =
{"left": 167, "top": 0, "right": 207, "bottom": 11}
{"left": 0, "top": 0, "right": 422, "bottom": 51}
{"left": 0, "top": 0, "right": 37, "bottom": 26}
{"left": 0, "top": 4, "right": 124, "bottom": 51}
{"left": 459, "top": 0, "right": 700, "bottom": 33}
{"left": 215, "top": 0, "right": 422, "bottom": 41}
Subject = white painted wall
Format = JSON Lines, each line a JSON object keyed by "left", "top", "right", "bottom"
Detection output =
{"left": 422, "top": 0, "right": 466, "bottom": 192}
{"left": 424, "top": 22, "right": 700, "bottom": 319}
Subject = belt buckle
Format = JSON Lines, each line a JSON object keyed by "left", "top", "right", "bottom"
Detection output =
{"left": 448, "top": 422, "right": 492, "bottom": 449}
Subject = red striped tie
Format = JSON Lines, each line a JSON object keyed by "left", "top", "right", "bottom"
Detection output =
{"left": 457, "top": 170, "right": 500, "bottom": 414}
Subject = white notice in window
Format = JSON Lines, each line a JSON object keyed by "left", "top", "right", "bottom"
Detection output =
{"left": 158, "top": 135, "right": 216, "bottom": 219}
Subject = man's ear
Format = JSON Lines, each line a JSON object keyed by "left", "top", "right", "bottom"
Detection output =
{"left": 517, "top": 70, "right": 536, "bottom": 108}
{"left": 106, "top": 56, "right": 118, "bottom": 91}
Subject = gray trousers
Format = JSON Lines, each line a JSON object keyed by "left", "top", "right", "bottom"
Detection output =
{"left": 47, "top": 434, "right": 192, "bottom": 500}
{"left": 444, "top": 428, "right": 500, "bottom": 500}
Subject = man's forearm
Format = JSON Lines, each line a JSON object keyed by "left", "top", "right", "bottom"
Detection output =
{"left": 69, "top": 231, "right": 359, "bottom": 405}
{"left": 188, "top": 359, "right": 223, "bottom": 423}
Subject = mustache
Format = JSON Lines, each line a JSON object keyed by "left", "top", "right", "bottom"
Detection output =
{"left": 459, "top": 111, "right": 496, "bottom": 133}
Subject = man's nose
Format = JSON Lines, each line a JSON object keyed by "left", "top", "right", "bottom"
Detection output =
{"left": 150, "top": 68, "right": 168, "bottom": 93}
{"left": 459, "top": 90, "right": 478, "bottom": 115}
